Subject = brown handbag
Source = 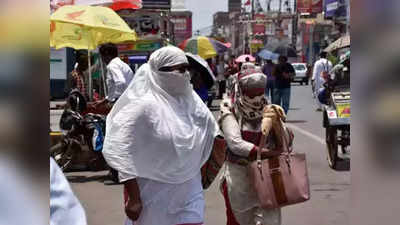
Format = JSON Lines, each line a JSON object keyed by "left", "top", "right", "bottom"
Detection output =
{"left": 248, "top": 125, "right": 310, "bottom": 209}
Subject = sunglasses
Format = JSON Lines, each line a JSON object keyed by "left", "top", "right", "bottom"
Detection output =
{"left": 159, "top": 64, "right": 190, "bottom": 73}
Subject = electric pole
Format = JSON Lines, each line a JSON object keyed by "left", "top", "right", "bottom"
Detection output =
{"left": 292, "top": 0, "right": 298, "bottom": 50}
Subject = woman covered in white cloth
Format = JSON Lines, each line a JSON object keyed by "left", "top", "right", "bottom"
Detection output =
{"left": 102, "top": 46, "right": 219, "bottom": 225}
{"left": 219, "top": 68, "right": 287, "bottom": 225}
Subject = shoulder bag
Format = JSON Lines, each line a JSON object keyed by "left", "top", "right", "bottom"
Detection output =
{"left": 248, "top": 125, "right": 310, "bottom": 209}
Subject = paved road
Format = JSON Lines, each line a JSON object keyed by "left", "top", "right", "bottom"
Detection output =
{"left": 50, "top": 84, "right": 350, "bottom": 225}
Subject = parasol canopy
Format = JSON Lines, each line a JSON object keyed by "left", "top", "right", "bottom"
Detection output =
{"left": 50, "top": 5, "right": 137, "bottom": 50}
{"left": 185, "top": 53, "right": 216, "bottom": 89}
{"left": 273, "top": 45, "right": 297, "bottom": 57}
{"left": 257, "top": 48, "right": 279, "bottom": 60}
{"left": 179, "top": 36, "right": 231, "bottom": 60}
{"left": 324, "top": 35, "right": 350, "bottom": 52}
{"left": 235, "top": 54, "right": 256, "bottom": 63}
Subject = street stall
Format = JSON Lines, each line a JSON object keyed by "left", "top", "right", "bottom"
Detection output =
{"left": 322, "top": 50, "right": 350, "bottom": 170}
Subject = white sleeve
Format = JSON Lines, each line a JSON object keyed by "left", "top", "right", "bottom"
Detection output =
{"left": 105, "top": 69, "right": 116, "bottom": 101}
{"left": 106, "top": 67, "right": 126, "bottom": 101}
{"left": 50, "top": 158, "right": 87, "bottom": 225}
{"left": 218, "top": 99, "right": 255, "bottom": 157}
{"left": 312, "top": 61, "right": 319, "bottom": 80}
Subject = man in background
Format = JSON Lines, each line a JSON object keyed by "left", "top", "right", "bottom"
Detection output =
{"left": 67, "top": 51, "right": 90, "bottom": 100}
{"left": 312, "top": 52, "right": 333, "bottom": 111}
{"left": 262, "top": 59, "right": 276, "bottom": 103}
{"left": 217, "top": 58, "right": 226, "bottom": 99}
{"left": 273, "top": 56, "right": 295, "bottom": 115}
{"left": 95, "top": 43, "right": 134, "bottom": 108}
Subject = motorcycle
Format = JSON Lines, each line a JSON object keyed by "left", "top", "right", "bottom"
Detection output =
{"left": 50, "top": 108, "right": 108, "bottom": 172}
{"left": 50, "top": 90, "right": 109, "bottom": 171}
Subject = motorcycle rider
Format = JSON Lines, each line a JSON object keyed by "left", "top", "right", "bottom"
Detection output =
{"left": 312, "top": 52, "right": 332, "bottom": 111}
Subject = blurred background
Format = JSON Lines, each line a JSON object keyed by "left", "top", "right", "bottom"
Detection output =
{"left": 351, "top": 0, "right": 400, "bottom": 225}
{"left": 0, "top": 0, "right": 49, "bottom": 224}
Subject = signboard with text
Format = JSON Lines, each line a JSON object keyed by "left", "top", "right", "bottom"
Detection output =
{"left": 252, "top": 14, "right": 266, "bottom": 35}
{"left": 324, "top": 0, "right": 347, "bottom": 18}
{"left": 118, "top": 41, "right": 162, "bottom": 51}
{"left": 120, "top": 13, "right": 162, "bottom": 38}
{"left": 50, "top": 48, "right": 67, "bottom": 80}
{"left": 297, "top": 0, "right": 323, "bottom": 14}
{"left": 142, "top": 0, "right": 171, "bottom": 9}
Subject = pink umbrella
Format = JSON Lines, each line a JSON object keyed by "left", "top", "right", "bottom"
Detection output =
{"left": 235, "top": 54, "right": 256, "bottom": 63}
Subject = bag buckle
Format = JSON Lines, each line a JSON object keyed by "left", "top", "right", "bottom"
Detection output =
{"left": 270, "top": 167, "right": 281, "bottom": 173}
{"left": 257, "top": 160, "right": 264, "bottom": 179}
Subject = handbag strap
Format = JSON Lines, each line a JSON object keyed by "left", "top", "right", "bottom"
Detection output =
{"left": 256, "top": 121, "right": 291, "bottom": 163}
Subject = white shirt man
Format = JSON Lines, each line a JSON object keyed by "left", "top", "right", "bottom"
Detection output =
{"left": 312, "top": 52, "right": 332, "bottom": 110}
{"left": 105, "top": 57, "right": 134, "bottom": 102}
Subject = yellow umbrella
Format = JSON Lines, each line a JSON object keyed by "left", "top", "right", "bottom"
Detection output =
{"left": 50, "top": 5, "right": 137, "bottom": 50}
{"left": 50, "top": 5, "right": 137, "bottom": 100}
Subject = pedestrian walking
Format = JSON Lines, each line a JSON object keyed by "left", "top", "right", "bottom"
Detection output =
{"left": 272, "top": 56, "right": 295, "bottom": 115}
{"left": 312, "top": 52, "right": 332, "bottom": 111}
{"left": 225, "top": 59, "right": 239, "bottom": 96}
{"left": 218, "top": 68, "right": 285, "bottom": 225}
{"left": 217, "top": 59, "right": 227, "bottom": 99}
{"left": 102, "top": 46, "right": 220, "bottom": 225}
{"left": 95, "top": 43, "right": 134, "bottom": 108}
{"left": 262, "top": 59, "right": 276, "bottom": 103}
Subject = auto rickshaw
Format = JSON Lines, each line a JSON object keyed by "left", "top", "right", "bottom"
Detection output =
{"left": 322, "top": 51, "right": 350, "bottom": 170}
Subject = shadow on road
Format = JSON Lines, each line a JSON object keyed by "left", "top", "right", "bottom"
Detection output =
{"left": 332, "top": 159, "right": 350, "bottom": 171}
{"left": 67, "top": 175, "right": 107, "bottom": 183}
{"left": 286, "top": 120, "right": 307, "bottom": 124}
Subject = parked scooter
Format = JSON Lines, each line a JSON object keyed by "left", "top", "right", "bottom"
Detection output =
{"left": 50, "top": 90, "right": 108, "bottom": 172}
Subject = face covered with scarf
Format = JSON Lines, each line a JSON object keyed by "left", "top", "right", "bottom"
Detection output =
{"left": 148, "top": 47, "right": 192, "bottom": 96}
{"left": 235, "top": 68, "right": 267, "bottom": 120}
{"left": 102, "top": 46, "right": 219, "bottom": 184}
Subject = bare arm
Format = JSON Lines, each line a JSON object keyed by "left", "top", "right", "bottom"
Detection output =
{"left": 124, "top": 179, "right": 142, "bottom": 221}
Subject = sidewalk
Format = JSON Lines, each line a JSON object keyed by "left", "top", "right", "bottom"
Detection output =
{"left": 50, "top": 100, "right": 66, "bottom": 110}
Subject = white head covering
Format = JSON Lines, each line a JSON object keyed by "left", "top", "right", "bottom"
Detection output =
{"left": 233, "top": 69, "right": 267, "bottom": 122}
{"left": 102, "top": 46, "right": 219, "bottom": 184}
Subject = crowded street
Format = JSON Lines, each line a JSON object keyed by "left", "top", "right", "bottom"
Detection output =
{"left": 49, "top": 0, "right": 351, "bottom": 225}
{"left": 50, "top": 84, "right": 350, "bottom": 225}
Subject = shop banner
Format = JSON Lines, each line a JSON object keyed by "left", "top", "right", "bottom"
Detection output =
{"left": 324, "top": 0, "right": 347, "bottom": 18}
{"left": 118, "top": 41, "right": 161, "bottom": 51}
{"left": 142, "top": 0, "right": 171, "bottom": 9}
{"left": 252, "top": 14, "right": 266, "bottom": 35}
{"left": 324, "top": 0, "right": 338, "bottom": 17}
{"left": 50, "top": 48, "right": 67, "bottom": 80}
{"left": 121, "top": 13, "right": 161, "bottom": 38}
{"left": 171, "top": 16, "right": 192, "bottom": 35}
{"left": 297, "top": 0, "right": 323, "bottom": 14}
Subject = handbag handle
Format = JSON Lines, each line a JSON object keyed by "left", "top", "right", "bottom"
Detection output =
{"left": 256, "top": 120, "right": 291, "bottom": 164}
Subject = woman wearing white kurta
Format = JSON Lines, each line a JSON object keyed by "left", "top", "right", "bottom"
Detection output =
{"left": 219, "top": 68, "right": 284, "bottom": 225}
{"left": 102, "top": 46, "right": 219, "bottom": 225}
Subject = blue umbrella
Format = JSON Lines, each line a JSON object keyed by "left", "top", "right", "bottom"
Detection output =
{"left": 257, "top": 48, "right": 279, "bottom": 60}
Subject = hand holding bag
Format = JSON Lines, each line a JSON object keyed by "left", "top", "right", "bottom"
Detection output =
{"left": 248, "top": 117, "right": 310, "bottom": 209}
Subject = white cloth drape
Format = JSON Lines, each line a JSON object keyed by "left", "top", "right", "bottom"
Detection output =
{"left": 102, "top": 46, "right": 219, "bottom": 184}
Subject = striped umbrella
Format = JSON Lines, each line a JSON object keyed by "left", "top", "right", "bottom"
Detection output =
{"left": 179, "top": 36, "right": 231, "bottom": 59}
